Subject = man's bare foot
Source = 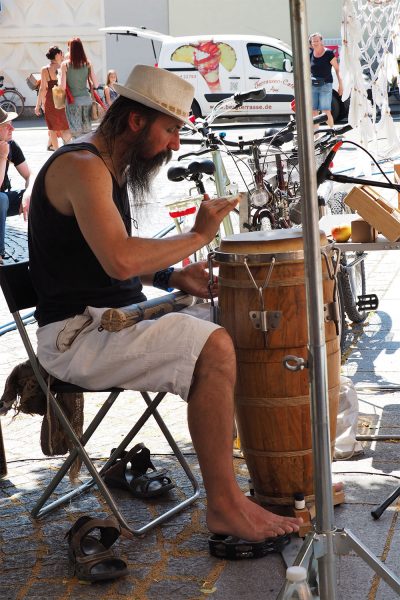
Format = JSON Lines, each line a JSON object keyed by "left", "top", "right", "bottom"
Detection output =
{"left": 207, "top": 495, "right": 302, "bottom": 542}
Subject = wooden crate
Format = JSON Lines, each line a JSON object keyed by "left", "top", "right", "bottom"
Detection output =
{"left": 345, "top": 185, "right": 400, "bottom": 242}
{"left": 394, "top": 163, "right": 400, "bottom": 210}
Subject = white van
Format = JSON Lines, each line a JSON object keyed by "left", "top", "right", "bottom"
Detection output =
{"left": 101, "top": 27, "right": 347, "bottom": 121}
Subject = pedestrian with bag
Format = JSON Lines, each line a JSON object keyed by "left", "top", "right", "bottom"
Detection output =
{"left": 309, "top": 32, "right": 343, "bottom": 127}
{"left": 34, "top": 46, "right": 72, "bottom": 151}
{"left": 60, "top": 37, "right": 98, "bottom": 138}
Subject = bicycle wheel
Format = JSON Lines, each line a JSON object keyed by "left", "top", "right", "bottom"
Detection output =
{"left": 1, "top": 90, "right": 25, "bottom": 117}
{"left": 339, "top": 253, "right": 367, "bottom": 323}
{"left": 0, "top": 99, "right": 17, "bottom": 113}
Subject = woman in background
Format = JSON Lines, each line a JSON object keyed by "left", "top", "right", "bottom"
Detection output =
{"left": 104, "top": 69, "right": 118, "bottom": 107}
{"left": 34, "top": 46, "right": 71, "bottom": 150}
{"left": 60, "top": 37, "right": 98, "bottom": 138}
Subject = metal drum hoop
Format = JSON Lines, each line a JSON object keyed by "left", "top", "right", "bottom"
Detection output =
{"left": 213, "top": 243, "right": 333, "bottom": 265}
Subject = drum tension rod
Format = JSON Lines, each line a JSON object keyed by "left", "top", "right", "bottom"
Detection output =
{"left": 244, "top": 257, "right": 282, "bottom": 335}
{"left": 207, "top": 252, "right": 219, "bottom": 324}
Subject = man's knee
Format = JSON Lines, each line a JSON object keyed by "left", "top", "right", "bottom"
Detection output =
{"left": 198, "top": 328, "right": 236, "bottom": 368}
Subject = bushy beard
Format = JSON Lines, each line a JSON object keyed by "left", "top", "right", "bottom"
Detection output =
{"left": 126, "top": 147, "right": 172, "bottom": 207}
{"left": 124, "top": 123, "right": 173, "bottom": 210}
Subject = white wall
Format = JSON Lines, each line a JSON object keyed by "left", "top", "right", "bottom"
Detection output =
{"left": 0, "top": 0, "right": 106, "bottom": 106}
{"left": 169, "top": 0, "right": 342, "bottom": 45}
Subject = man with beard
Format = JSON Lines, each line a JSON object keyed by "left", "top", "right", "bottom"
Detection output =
{"left": 28, "top": 65, "right": 301, "bottom": 542}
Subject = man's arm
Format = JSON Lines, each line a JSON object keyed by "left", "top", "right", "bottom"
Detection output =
{"left": 141, "top": 261, "right": 217, "bottom": 298}
{"left": 331, "top": 56, "right": 343, "bottom": 96}
{"left": 35, "top": 67, "right": 48, "bottom": 116}
{"left": 15, "top": 161, "right": 34, "bottom": 220}
{"left": 0, "top": 141, "right": 9, "bottom": 189}
{"left": 44, "top": 150, "right": 237, "bottom": 280}
{"left": 60, "top": 61, "right": 67, "bottom": 90}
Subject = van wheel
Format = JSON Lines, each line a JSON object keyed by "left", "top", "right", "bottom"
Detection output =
{"left": 331, "top": 95, "right": 341, "bottom": 122}
{"left": 191, "top": 100, "right": 202, "bottom": 119}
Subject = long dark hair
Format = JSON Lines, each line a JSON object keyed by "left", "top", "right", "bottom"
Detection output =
{"left": 68, "top": 38, "right": 88, "bottom": 68}
{"left": 98, "top": 95, "right": 159, "bottom": 142}
{"left": 98, "top": 95, "right": 171, "bottom": 206}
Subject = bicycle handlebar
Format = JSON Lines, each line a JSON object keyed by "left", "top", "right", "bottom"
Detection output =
{"left": 233, "top": 87, "right": 267, "bottom": 104}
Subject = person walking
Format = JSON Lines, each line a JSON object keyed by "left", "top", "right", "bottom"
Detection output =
{"left": 104, "top": 69, "right": 119, "bottom": 108}
{"left": 0, "top": 107, "right": 33, "bottom": 263}
{"left": 309, "top": 33, "right": 343, "bottom": 127}
{"left": 60, "top": 37, "right": 98, "bottom": 138}
{"left": 27, "top": 65, "right": 302, "bottom": 542}
{"left": 35, "top": 46, "right": 72, "bottom": 151}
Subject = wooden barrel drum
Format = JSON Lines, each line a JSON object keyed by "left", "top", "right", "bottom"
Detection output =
{"left": 214, "top": 229, "right": 340, "bottom": 505}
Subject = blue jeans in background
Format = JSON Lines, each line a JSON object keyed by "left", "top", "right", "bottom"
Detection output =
{"left": 0, "top": 190, "right": 24, "bottom": 256}
{"left": 311, "top": 82, "right": 333, "bottom": 111}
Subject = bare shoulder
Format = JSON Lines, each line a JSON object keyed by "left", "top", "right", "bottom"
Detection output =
{"left": 45, "top": 149, "right": 112, "bottom": 215}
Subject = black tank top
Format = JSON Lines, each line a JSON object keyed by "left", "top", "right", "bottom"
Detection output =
{"left": 28, "top": 142, "right": 146, "bottom": 326}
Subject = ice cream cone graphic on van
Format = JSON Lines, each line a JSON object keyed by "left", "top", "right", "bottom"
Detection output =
{"left": 171, "top": 40, "right": 236, "bottom": 91}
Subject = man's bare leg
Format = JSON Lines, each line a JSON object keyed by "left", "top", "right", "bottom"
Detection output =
{"left": 187, "top": 329, "right": 302, "bottom": 541}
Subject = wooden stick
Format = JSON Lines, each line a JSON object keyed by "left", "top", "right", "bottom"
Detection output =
{"left": 101, "top": 292, "right": 194, "bottom": 332}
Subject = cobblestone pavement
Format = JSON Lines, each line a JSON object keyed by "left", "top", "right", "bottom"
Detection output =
{"left": 2, "top": 120, "right": 400, "bottom": 598}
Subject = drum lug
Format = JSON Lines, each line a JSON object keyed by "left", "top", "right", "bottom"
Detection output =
{"left": 324, "top": 300, "right": 340, "bottom": 324}
{"left": 249, "top": 310, "right": 281, "bottom": 332}
{"left": 283, "top": 355, "right": 308, "bottom": 371}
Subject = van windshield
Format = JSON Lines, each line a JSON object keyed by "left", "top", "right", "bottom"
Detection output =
{"left": 247, "top": 43, "right": 291, "bottom": 72}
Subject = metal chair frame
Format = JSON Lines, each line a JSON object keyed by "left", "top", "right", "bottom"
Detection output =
{"left": 0, "top": 261, "right": 200, "bottom": 536}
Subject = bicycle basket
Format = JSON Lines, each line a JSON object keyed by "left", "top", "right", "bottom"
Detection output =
{"left": 26, "top": 73, "right": 41, "bottom": 91}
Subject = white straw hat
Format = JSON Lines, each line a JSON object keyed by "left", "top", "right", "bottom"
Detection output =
{"left": 0, "top": 106, "right": 18, "bottom": 125}
{"left": 113, "top": 65, "right": 195, "bottom": 128}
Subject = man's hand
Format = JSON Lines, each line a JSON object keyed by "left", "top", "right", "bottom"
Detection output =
{"left": 169, "top": 261, "right": 218, "bottom": 299}
{"left": 19, "top": 191, "right": 30, "bottom": 221}
{"left": 0, "top": 140, "right": 9, "bottom": 160}
{"left": 191, "top": 195, "right": 239, "bottom": 246}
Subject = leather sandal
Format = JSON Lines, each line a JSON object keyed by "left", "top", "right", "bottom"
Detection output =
{"left": 102, "top": 443, "right": 175, "bottom": 499}
{"left": 66, "top": 515, "right": 128, "bottom": 582}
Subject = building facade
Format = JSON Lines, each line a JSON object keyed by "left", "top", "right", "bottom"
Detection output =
{"left": 0, "top": 0, "right": 342, "bottom": 107}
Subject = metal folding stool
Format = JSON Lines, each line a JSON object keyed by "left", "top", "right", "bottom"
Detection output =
{"left": 0, "top": 261, "right": 200, "bottom": 536}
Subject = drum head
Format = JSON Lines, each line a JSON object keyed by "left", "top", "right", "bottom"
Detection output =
{"left": 219, "top": 228, "right": 328, "bottom": 254}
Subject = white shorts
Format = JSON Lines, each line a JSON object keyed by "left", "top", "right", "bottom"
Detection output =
{"left": 37, "top": 304, "right": 220, "bottom": 401}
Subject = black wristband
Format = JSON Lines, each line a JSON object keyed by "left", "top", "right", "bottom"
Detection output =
{"left": 153, "top": 267, "right": 175, "bottom": 292}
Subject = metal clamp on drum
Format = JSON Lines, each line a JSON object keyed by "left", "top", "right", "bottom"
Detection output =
{"left": 283, "top": 355, "right": 308, "bottom": 372}
{"left": 249, "top": 310, "right": 281, "bottom": 332}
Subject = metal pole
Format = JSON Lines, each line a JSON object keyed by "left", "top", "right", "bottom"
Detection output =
{"left": 288, "top": 2, "right": 338, "bottom": 598}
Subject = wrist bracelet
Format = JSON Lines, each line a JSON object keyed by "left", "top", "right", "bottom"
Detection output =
{"left": 153, "top": 267, "right": 175, "bottom": 292}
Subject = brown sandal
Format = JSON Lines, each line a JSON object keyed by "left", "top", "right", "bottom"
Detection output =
{"left": 66, "top": 515, "right": 128, "bottom": 582}
{"left": 102, "top": 443, "right": 175, "bottom": 499}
